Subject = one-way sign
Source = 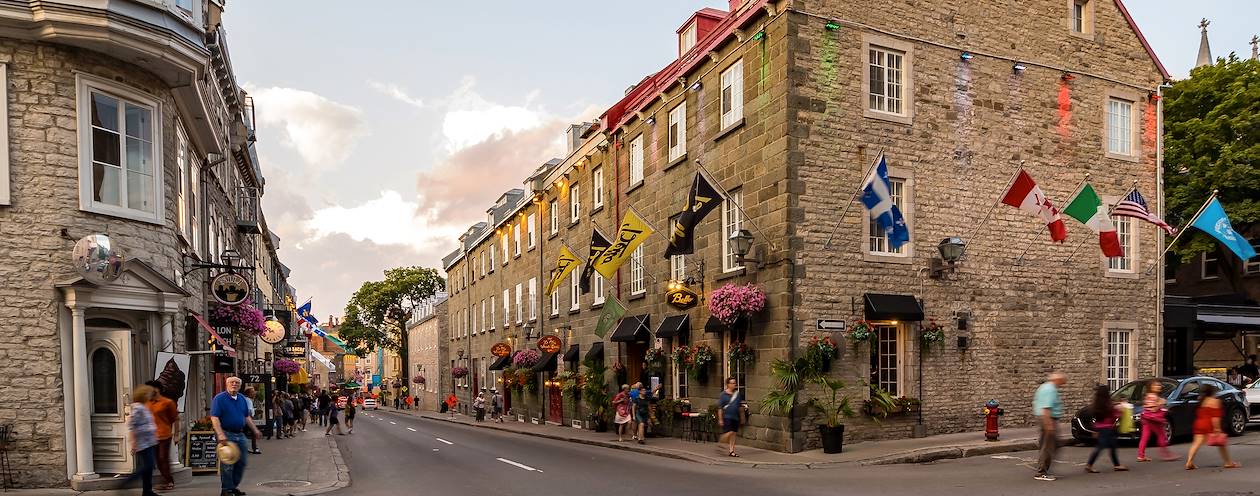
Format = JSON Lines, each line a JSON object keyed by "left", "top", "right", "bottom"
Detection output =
{"left": 816, "top": 319, "right": 846, "bottom": 331}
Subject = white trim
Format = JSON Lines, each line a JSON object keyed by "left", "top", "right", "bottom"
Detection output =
{"left": 721, "top": 190, "right": 743, "bottom": 272}
{"left": 630, "top": 245, "right": 645, "bottom": 295}
{"left": 1201, "top": 251, "right": 1219, "bottom": 280}
{"left": 629, "top": 136, "right": 644, "bottom": 187}
{"left": 1105, "top": 200, "right": 1139, "bottom": 277}
{"left": 548, "top": 200, "right": 559, "bottom": 234}
{"left": 1104, "top": 93, "right": 1139, "bottom": 161}
{"left": 0, "top": 64, "right": 9, "bottom": 206}
{"left": 1101, "top": 322, "right": 1137, "bottom": 390}
{"left": 569, "top": 183, "right": 581, "bottom": 223}
{"left": 861, "top": 35, "right": 914, "bottom": 125}
{"left": 569, "top": 271, "right": 580, "bottom": 311}
{"left": 592, "top": 167, "right": 605, "bottom": 209}
{"left": 76, "top": 74, "right": 165, "bottom": 224}
{"left": 668, "top": 102, "right": 687, "bottom": 162}
{"left": 720, "top": 59, "right": 744, "bottom": 129}
{"left": 593, "top": 274, "right": 605, "bottom": 305}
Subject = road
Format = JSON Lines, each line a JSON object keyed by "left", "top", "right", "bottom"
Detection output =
{"left": 329, "top": 409, "right": 1260, "bottom": 496}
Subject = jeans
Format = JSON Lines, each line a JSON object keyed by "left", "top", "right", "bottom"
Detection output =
{"left": 220, "top": 432, "right": 249, "bottom": 491}
{"left": 272, "top": 417, "right": 284, "bottom": 438}
{"left": 1088, "top": 428, "right": 1120, "bottom": 467}
{"left": 1036, "top": 423, "right": 1058, "bottom": 475}
{"left": 126, "top": 445, "right": 157, "bottom": 496}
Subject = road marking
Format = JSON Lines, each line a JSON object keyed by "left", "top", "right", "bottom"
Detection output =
{"left": 435, "top": 438, "right": 454, "bottom": 445}
{"left": 390, "top": 421, "right": 397, "bottom": 425}
{"left": 496, "top": 458, "right": 541, "bottom": 472}
{"left": 432, "top": 448, "right": 439, "bottom": 452}
{"left": 407, "top": 427, "right": 417, "bottom": 432}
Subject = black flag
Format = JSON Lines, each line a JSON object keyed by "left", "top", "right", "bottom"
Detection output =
{"left": 580, "top": 228, "right": 612, "bottom": 293}
{"left": 665, "top": 172, "right": 723, "bottom": 257}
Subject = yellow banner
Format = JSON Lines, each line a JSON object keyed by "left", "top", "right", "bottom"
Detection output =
{"left": 593, "top": 208, "right": 655, "bottom": 279}
{"left": 544, "top": 245, "right": 581, "bottom": 296}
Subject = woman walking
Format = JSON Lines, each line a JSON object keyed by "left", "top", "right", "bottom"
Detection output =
{"left": 1136, "top": 380, "right": 1176, "bottom": 462}
{"left": 612, "top": 385, "right": 632, "bottom": 442}
{"left": 269, "top": 391, "right": 285, "bottom": 439}
{"left": 1185, "top": 383, "right": 1240, "bottom": 470}
{"left": 1085, "top": 385, "right": 1128, "bottom": 473}
{"left": 126, "top": 385, "right": 160, "bottom": 496}
{"left": 718, "top": 378, "right": 742, "bottom": 457}
{"left": 633, "top": 384, "right": 659, "bottom": 445}
{"left": 324, "top": 398, "right": 343, "bottom": 436}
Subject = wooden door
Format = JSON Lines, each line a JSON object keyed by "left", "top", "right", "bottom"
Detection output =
{"left": 88, "top": 328, "right": 133, "bottom": 474}
{"left": 547, "top": 382, "right": 562, "bottom": 424}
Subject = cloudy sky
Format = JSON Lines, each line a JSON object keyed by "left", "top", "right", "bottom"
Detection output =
{"left": 223, "top": 1, "right": 1258, "bottom": 318}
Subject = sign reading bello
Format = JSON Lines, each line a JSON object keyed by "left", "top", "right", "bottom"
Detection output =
{"left": 666, "top": 286, "right": 700, "bottom": 310}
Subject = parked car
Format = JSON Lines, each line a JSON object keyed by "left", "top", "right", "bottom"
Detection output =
{"left": 1245, "top": 379, "right": 1259, "bottom": 419}
{"left": 1071, "top": 376, "right": 1248, "bottom": 444}
{"left": 364, "top": 397, "right": 378, "bottom": 410}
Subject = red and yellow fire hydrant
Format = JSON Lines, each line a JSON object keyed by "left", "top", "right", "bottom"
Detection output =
{"left": 983, "top": 399, "right": 1004, "bottom": 441}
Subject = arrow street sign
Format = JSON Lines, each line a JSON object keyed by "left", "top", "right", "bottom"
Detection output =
{"left": 816, "top": 319, "right": 846, "bottom": 331}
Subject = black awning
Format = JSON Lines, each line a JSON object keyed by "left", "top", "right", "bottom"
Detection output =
{"left": 609, "top": 315, "right": 651, "bottom": 342}
{"left": 1164, "top": 303, "right": 1197, "bottom": 329}
{"left": 489, "top": 355, "right": 511, "bottom": 370}
{"left": 530, "top": 351, "right": 558, "bottom": 373}
{"left": 585, "top": 342, "right": 604, "bottom": 362}
{"left": 704, "top": 316, "right": 726, "bottom": 333}
{"left": 563, "top": 344, "right": 580, "bottom": 363}
{"left": 864, "top": 293, "right": 924, "bottom": 322}
{"left": 656, "top": 314, "right": 689, "bottom": 339}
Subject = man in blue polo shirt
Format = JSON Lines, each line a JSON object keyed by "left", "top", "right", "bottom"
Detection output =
{"left": 212, "top": 376, "right": 263, "bottom": 496}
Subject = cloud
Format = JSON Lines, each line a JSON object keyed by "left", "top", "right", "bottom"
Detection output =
{"left": 368, "top": 81, "right": 425, "bottom": 109}
{"left": 304, "top": 190, "right": 463, "bottom": 248}
{"left": 280, "top": 233, "right": 436, "bottom": 317}
{"left": 248, "top": 86, "right": 368, "bottom": 170}
{"left": 439, "top": 77, "right": 547, "bottom": 153}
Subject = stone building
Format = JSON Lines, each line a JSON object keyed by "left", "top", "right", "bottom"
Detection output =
{"left": 406, "top": 294, "right": 448, "bottom": 411}
{"left": 440, "top": 0, "right": 1168, "bottom": 452}
{"left": 0, "top": 0, "right": 291, "bottom": 487}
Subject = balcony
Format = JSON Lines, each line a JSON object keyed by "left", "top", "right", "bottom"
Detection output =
{"left": 236, "top": 186, "right": 261, "bottom": 234}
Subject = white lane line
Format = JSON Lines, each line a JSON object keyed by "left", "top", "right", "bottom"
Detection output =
{"left": 407, "top": 427, "right": 417, "bottom": 432}
{"left": 390, "top": 421, "right": 397, "bottom": 425}
{"left": 496, "top": 458, "right": 541, "bottom": 472}
{"left": 432, "top": 448, "right": 439, "bottom": 452}
{"left": 435, "top": 438, "right": 454, "bottom": 445}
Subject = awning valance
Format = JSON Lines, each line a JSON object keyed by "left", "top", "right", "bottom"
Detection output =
{"left": 585, "top": 342, "right": 605, "bottom": 362}
{"left": 1198, "top": 313, "right": 1260, "bottom": 327}
{"left": 656, "top": 314, "right": 689, "bottom": 339}
{"left": 563, "top": 344, "right": 580, "bottom": 363}
{"left": 610, "top": 314, "right": 651, "bottom": 342}
{"left": 529, "top": 352, "right": 559, "bottom": 373}
{"left": 489, "top": 355, "right": 511, "bottom": 370}
{"left": 864, "top": 293, "right": 924, "bottom": 322}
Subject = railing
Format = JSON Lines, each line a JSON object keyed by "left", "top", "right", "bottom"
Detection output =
{"left": 236, "top": 186, "right": 261, "bottom": 234}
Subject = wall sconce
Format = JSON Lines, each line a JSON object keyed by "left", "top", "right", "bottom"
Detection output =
{"left": 1012, "top": 62, "right": 1027, "bottom": 73}
{"left": 645, "top": 116, "right": 656, "bottom": 125}
{"left": 1061, "top": 73, "right": 1075, "bottom": 82}
{"left": 523, "top": 325, "right": 537, "bottom": 340}
{"left": 959, "top": 51, "right": 974, "bottom": 61}
{"left": 689, "top": 82, "right": 703, "bottom": 92}
{"left": 729, "top": 229, "right": 760, "bottom": 268}
{"left": 929, "top": 237, "right": 966, "bottom": 279}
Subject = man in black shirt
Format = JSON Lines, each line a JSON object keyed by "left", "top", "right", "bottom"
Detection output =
{"left": 1240, "top": 355, "right": 1259, "bottom": 383}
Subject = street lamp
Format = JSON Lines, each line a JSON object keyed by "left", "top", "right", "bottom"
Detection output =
{"left": 729, "top": 229, "right": 759, "bottom": 267}
{"left": 929, "top": 237, "right": 967, "bottom": 279}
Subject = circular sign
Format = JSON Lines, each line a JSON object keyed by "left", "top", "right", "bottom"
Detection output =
{"left": 491, "top": 342, "right": 512, "bottom": 358}
{"left": 211, "top": 272, "right": 251, "bottom": 305}
{"left": 261, "top": 319, "right": 287, "bottom": 344}
{"left": 72, "top": 234, "right": 125, "bottom": 284}
{"left": 538, "top": 335, "right": 563, "bottom": 354}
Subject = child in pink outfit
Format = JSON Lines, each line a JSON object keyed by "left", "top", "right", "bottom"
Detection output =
{"left": 1137, "top": 380, "right": 1177, "bottom": 462}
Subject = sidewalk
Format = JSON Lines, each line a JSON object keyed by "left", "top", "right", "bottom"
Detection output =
{"left": 9, "top": 427, "right": 349, "bottom": 496}
{"left": 379, "top": 406, "right": 1073, "bottom": 469}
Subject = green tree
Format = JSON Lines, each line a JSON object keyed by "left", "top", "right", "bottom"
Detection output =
{"left": 1163, "top": 55, "right": 1260, "bottom": 290}
{"left": 339, "top": 267, "right": 446, "bottom": 369}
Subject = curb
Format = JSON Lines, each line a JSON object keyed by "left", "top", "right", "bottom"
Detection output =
{"left": 288, "top": 433, "right": 351, "bottom": 496}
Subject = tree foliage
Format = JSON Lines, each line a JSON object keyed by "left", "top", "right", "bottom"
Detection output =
{"left": 339, "top": 267, "right": 445, "bottom": 363}
{"left": 1163, "top": 55, "right": 1260, "bottom": 283}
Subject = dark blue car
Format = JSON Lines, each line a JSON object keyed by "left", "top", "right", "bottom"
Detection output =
{"left": 1071, "top": 376, "right": 1248, "bottom": 444}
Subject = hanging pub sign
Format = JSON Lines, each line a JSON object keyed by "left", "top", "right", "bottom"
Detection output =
{"left": 491, "top": 342, "right": 512, "bottom": 357}
{"left": 213, "top": 355, "right": 235, "bottom": 373}
{"left": 211, "top": 272, "right": 251, "bottom": 306}
{"left": 282, "top": 346, "right": 305, "bottom": 358}
{"left": 666, "top": 286, "right": 700, "bottom": 310}
{"left": 537, "top": 335, "right": 563, "bottom": 354}
{"left": 260, "top": 319, "right": 286, "bottom": 345}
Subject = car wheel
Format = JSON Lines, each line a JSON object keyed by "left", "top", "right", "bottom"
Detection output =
{"left": 1227, "top": 407, "right": 1247, "bottom": 436}
{"left": 1162, "top": 421, "right": 1174, "bottom": 445}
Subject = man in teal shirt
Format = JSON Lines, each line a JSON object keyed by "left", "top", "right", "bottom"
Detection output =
{"left": 1032, "top": 371, "right": 1066, "bottom": 481}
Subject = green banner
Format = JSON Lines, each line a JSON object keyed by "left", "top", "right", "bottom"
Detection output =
{"left": 593, "top": 294, "right": 626, "bottom": 338}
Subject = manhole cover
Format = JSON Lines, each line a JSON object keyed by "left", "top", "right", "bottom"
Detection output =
{"left": 258, "top": 480, "right": 313, "bottom": 488}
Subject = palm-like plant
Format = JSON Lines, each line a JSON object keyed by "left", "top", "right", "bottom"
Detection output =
{"left": 760, "top": 357, "right": 818, "bottom": 416}
{"left": 810, "top": 377, "right": 855, "bottom": 427}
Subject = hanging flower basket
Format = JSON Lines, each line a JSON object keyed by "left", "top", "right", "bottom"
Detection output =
{"left": 708, "top": 283, "right": 767, "bottom": 326}
{"left": 412, "top": 375, "right": 426, "bottom": 385}
{"left": 920, "top": 320, "right": 946, "bottom": 347}
{"left": 845, "top": 320, "right": 874, "bottom": 346}
{"left": 273, "top": 359, "right": 301, "bottom": 375}
{"left": 512, "top": 349, "right": 541, "bottom": 368}
{"left": 727, "top": 342, "right": 754, "bottom": 366}
{"left": 689, "top": 344, "right": 715, "bottom": 381}
{"left": 210, "top": 298, "right": 268, "bottom": 337}
{"left": 808, "top": 335, "right": 839, "bottom": 359}
{"left": 451, "top": 366, "right": 469, "bottom": 379}
{"left": 644, "top": 347, "right": 667, "bottom": 367}
{"left": 671, "top": 346, "right": 691, "bottom": 368}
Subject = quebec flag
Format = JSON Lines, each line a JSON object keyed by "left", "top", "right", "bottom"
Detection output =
{"left": 1191, "top": 198, "right": 1257, "bottom": 261}
{"left": 860, "top": 155, "right": 910, "bottom": 250}
{"left": 297, "top": 299, "right": 318, "bottom": 326}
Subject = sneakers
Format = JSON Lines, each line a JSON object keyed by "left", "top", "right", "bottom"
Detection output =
{"left": 1033, "top": 474, "right": 1056, "bottom": 481}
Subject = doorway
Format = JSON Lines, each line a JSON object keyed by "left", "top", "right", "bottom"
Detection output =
{"left": 625, "top": 342, "right": 647, "bottom": 386}
{"left": 87, "top": 328, "right": 133, "bottom": 474}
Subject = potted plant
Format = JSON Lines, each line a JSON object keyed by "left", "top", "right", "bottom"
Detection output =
{"left": 810, "top": 376, "right": 855, "bottom": 454}
{"left": 671, "top": 346, "right": 691, "bottom": 377}
{"left": 512, "top": 349, "right": 541, "bottom": 368}
{"left": 708, "top": 283, "right": 767, "bottom": 326}
{"left": 451, "top": 366, "right": 469, "bottom": 379}
{"left": 919, "top": 320, "right": 946, "bottom": 348}
{"left": 412, "top": 375, "right": 426, "bottom": 386}
{"left": 580, "top": 359, "right": 610, "bottom": 432}
{"left": 273, "top": 359, "right": 301, "bottom": 375}
{"left": 806, "top": 335, "right": 839, "bottom": 371}
{"left": 760, "top": 356, "right": 853, "bottom": 453}
{"left": 845, "top": 320, "right": 874, "bottom": 347}
{"left": 644, "top": 347, "right": 667, "bottom": 373}
{"left": 689, "top": 344, "right": 715, "bottom": 382}
{"left": 862, "top": 383, "right": 899, "bottom": 419}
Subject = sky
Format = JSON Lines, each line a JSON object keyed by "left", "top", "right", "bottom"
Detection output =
{"left": 222, "top": 1, "right": 1259, "bottom": 319}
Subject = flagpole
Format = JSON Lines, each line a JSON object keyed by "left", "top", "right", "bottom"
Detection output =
{"left": 1060, "top": 183, "right": 1139, "bottom": 266}
{"left": 822, "top": 149, "right": 885, "bottom": 249}
{"left": 693, "top": 159, "right": 782, "bottom": 252}
{"left": 1143, "top": 190, "right": 1218, "bottom": 275}
{"left": 964, "top": 160, "right": 1025, "bottom": 251}
{"left": 1013, "top": 173, "right": 1090, "bottom": 266}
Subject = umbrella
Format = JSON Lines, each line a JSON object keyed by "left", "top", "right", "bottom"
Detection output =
{"left": 343, "top": 381, "right": 361, "bottom": 389}
{"left": 289, "top": 368, "right": 309, "bottom": 385}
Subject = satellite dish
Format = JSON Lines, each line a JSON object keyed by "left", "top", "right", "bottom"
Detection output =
{"left": 71, "top": 234, "right": 125, "bottom": 284}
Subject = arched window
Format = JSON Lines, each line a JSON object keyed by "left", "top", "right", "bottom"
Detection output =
{"left": 91, "top": 348, "right": 118, "bottom": 414}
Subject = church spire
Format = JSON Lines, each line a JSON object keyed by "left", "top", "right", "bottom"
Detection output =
{"left": 1195, "top": 18, "right": 1213, "bottom": 68}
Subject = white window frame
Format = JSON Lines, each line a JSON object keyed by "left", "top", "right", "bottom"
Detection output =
{"left": 867, "top": 178, "right": 909, "bottom": 257}
{"left": 527, "top": 213, "right": 536, "bottom": 249}
{"left": 569, "top": 271, "right": 580, "bottom": 311}
{"left": 488, "top": 245, "right": 496, "bottom": 271}
{"left": 490, "top": 295, "right": 497, "bottom": 330}
{"left": 481, "top": 299, "right": 487, "bottom": 332}
{"left": 569, "top": 183, "right": 581, "bottom": 223}
{"left": 1102, "top": 324, "right": 1135, "bottom": 391}
{"left": 77, "top": 75, "right": 164, "bottom": 224}
{"left": 481, "top": 252, "right": 488, "bottom": 277}
{"left": 514, "top": 223, "right": 522, "bottom": 257}
{"left": 175, "top": 123, "right": 189, "bottom": 241}
{"left": 861, "top": 35, "right": 914, "bottom": 124}
{"left": 528, "top": 278, "right": 537, "bottom": 322}
{"left": 673, "top": 353, "right": 689, "bottom": 399}
{"left": 515, "top": 283, "right": 523, "bottom": 324}
{"left": 861, "top": 166, "right": 914, "bottom": 263}
{"left": 679, "top": 22, "right": 697, "bottom": 56}
{"left": 550, "top": 287, "right": 560, "bottom": 317}
{"left": 1201, "top": 251, "right": 1219, "bottom": 280}
{"left": 630, "top": 245, "right": 645, "bottom": 295}
{"left": 720, "top": 59, "right": 744, "bottom": 130}
{"left": 0, "top": 65, "right": 8, "bottom": 204}
{"left": 501, "top": 233, "right": 509, "bottom": 265}
{"left": 872, "top": 323, "right": 906, "bottom": 397}
{"left": 629, "top": 135, "right": 644, "bottom": 185}
{"left": 1070, "top": 0, "right": 1094, "bottom": 35}
{"left": 668, "top": 102, "right": 687, "bottom": 162}
{"left": 670, "top": 255, "right": 686, "bottom": 281}
{"left": 1105, "top": 94, "right": 1138, "bottom": 160}
{"left": 721, "top": 190, "right": 744, "bottom": 272}
{"left": 592, "top": 167, "right": 605, "bottom": 209}
{"left": 549, "top": 200, "right": 559, "bottom": 234}
{"left": 593, "top": 274, "right": 606, "bottom": 305}
{"left": 1107, "top": 213, "right": 1138, "bottom": 276}
{"left": 503, "top": 289, "right": 510, "bottom": 327}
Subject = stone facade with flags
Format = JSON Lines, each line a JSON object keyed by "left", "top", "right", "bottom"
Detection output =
{"left": 438, "top": 0, "right": 1168, "bottom": 452}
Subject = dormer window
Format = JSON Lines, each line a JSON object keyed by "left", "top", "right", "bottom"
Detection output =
{"left": 680, "top": 22, "right": 698, "bottom": 56}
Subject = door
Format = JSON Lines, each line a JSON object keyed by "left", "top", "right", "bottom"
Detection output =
{"left": 547, "top": 380, "right": 562, "bottom": 424}
{"left": 88, "top": 328, "right": 133, "bottom": 474}
{"left": 625, "top": 342, "right": 646, "bottom": 386}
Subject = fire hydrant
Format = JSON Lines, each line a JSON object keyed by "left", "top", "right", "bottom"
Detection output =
{"left": 983, "top": 399, "right": 1004, "bottom": 441}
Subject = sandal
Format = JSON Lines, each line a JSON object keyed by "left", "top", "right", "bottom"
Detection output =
{"left": 1136, "top": 457, "right": 1151, "bottom": 462}
{"left": 1184, "top": 464, "right": 1197, "bottom": 470}
{"left": 1223, "top": 462, "right": 1241, "bottom": 469}
{"left": 728, "top": 451, "right": 740, "bottom": 457}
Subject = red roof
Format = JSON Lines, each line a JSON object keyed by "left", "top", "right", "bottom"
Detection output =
{"left": 1112, "top": 0, "right": 1171, "bottom": 80}
{"left": 677, "top": 8, "right": 728, "bottom": 34}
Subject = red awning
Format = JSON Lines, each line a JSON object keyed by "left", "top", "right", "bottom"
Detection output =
{"left": 189, "top": 310, "right": 237, "bottom": 357}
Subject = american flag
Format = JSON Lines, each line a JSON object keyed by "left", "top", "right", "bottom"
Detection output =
{"left": 1113, "top": 190, "right": 1175, "bottom": 235}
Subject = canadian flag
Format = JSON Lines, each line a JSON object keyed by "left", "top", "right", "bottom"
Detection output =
{"left": 1000, "top": 170, "right": 1067, "bottom": 242}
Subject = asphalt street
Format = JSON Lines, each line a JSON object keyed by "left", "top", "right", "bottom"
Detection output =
{"left": 329, "top": 409, "right": 1260, "bottom": 496}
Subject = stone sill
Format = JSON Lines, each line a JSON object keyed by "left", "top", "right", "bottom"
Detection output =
{"left": 713, "top": 118, "right": 745, "bottom": 142}
{"left": 715, "top": 267, "right": 747, "bottom": 282}
{"left": 626, "top": 180, "right": 646, "bottom": 195}
{"left": 664, "top": 153, "right": 688, "bottom": 171}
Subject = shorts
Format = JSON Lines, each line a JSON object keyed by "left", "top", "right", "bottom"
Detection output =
{"left": 635, "top": 411, "right": 648, "bottom": 424}
{"left": 722, "top": 417, "right": 740, "bottom": 433}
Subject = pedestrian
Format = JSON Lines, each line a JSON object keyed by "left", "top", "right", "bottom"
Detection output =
{"left": 344, "top": 393, "right": 357, "bottom": 434}
{"left": 1184, "top": 383, "right": 1240, "bottom": 470}
{"left": 1136, "top": 379, "right": 1177, "bottom": 462}
{"left": 491, "top": 389, "right": 503, "bottom": 422}
{"left": 474, "top": 391, "right": 487, "bottom": 422}
{"left": 324, "top": 398, "right": 343, "bottom": 436}
{"left": 280, "top": 393, "right": 295, "bottom": 438}
{"left": 1240, "top": 355, "right": 1259, "bottom": 383}
{"left": 1032, "top": 371, "right": 1066, "bottom": 481}
{"left": 1085, "top": 385, "right": 1129, "bottom": 473}
{"left": 628, "top": 382, "right": 642, "bottom": 441}
{"left": 445, "top": 393, "right": 458, "bottom": 417}
{"left": 125, "top": 385, "right": 160, "bottom": 496}
{"left": 613, "top": 385, "right": 632, "bottom": 442}
{"left": 318, "top": 390, "right": 332, "bottom": 426}
{"left": 405, "top": 394, "right": 414, "bottom": 410}
{"left": 297, "top": 391, "right": 309, "bottom": 432}
{"left": 211, "top": 376, "right": 263, "bottom": 496}
{"left": 269, "top": 391, "right": 284, "bottom": 439}
{"left": 717, "top": 377, "right": 742, "bottom": 457}
{"left": 143, "top": 380, "right": 178, "bottom": 491}
{"left": 1226, "top": 368, "right": 1244, "bottom": 388}
{"left": 633, "top": 383, "right": 659, "bottom": 445}
{"left": 242, "top": 387, "right": 261, "bottom": 454}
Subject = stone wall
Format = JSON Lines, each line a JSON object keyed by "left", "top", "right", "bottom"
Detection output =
{"left": 408, "top": 302, "right": 447, "bottom": 412}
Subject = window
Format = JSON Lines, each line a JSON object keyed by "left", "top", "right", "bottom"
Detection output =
{"left": 629, "top": 135, "right": 644, "bottom": 185}
{"left": 90, "top": 347, "right": 118, "bottom": 414}
{"left": 721, "top": 190, "right": 744, "bottom": 272}
{"left": 867, "top": 46, "right": 905, "bottom": 116}
{"left": 489, "top": 245, "right": 496, "bottom": 270}
{"left": 670, "top": 255, "right": 686, "bottom": 281}
{"left": 630, "top": 245, "right": 645, "bottom": 295}
{"left": 870, "top": 324, "right": 903, "bottom": 396}
{"left": 501, "top": 233, "right": 509, "bottom": 265}
{"left": 175, "top": 125, "right": 189, "bottom": 240}
{"left": 514, "top": 223, "right": 522, "bottom": 257}
{"left": 550, "top": 287, "right": 560, "bottom": 317}
{"left": 1248, "top": 240, "right": 1260, "bottom": 275}
{"left": 1202, "top": 251, "right": 1219, "bottom": 280}
{"left": 189, "top": 158, "right": 200, "bottom": 256}
{"left": 549, "top": 200, "right": 559, "bottom": 234}
{"left": 593, "top": 274, "right": 606, "bottom": 305}
{"left": 1105, "top": 328, "right": 1132, "bottom": 391}
{"left": 0, "top": 65, "right": 7, "bottom": 205}
{"left": 570, "top": 183, "right": 581, "bottom": 223}
{"left": 503, "top": 289, "right": 510, "bottom": 326}
{"left": 679, "top": 22, "right": 697, "bottom": 56}
{"left": 481, "top": 252, "right": 488, "bottom": 277}
{"left": 570, "top": 271, "right": 580, "bottom": 311}
{"left": 1071, "top": 0, "right": 1093, "bottom": 34}
{"left": 527, "top": 214, "right": 536, "bottom": 249}
{"left": 1108, "top": 216, "right": 1135, "bottom": 272}
{"left": 515, "top": 283, "right": 523, "bottom": 324}
{"left": 868, "top": 179, "right": 908, "bottom": 256}
{"left": 720, "top": 59, "right": 744, "bottom": 129}
{"left": 490, "top": 295, "right": 496, "bottom": 330}
{"left": 1107, "top": 98, "right": 1135, "bottom": 157}
{"left": 592, "top": 167, "right": 605, "bottom": 209}
{"left": 481, "top": 299, "right": 487, "bottom": 332}
{"left": 668, "top": 103, "right": 687, "bottom": 162}
{"left": 175, "top": 0, "right": 194, "bottom": 14}
{"left": 528, "top": 278, "right": 537, "bottom": 321}
{"left": 674, "top": 356, "right": 689, "bottom": 399}
{"left": 78, "top": 78, "right": 162, "bottom": 223}
{"left": 724, "top": 331, "right": 748, "bottom": 398}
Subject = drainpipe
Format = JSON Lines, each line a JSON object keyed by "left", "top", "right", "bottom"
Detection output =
{"left": 1155, "top": 82, "right": 1169, "bottom": 376}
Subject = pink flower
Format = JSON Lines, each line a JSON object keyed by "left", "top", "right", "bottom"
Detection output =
{"left": 274, "top": 359, "right": 301, "bottom": 374}
{"left": 512, "top": 349, "right": 541, "bottom": 368}
{"left": 708, "top": 283, "right": 767, "bottom": 325}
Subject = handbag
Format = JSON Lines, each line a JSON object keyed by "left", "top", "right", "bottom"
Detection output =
{"left": 1207, "top": 432, "right": 1227, "bottom": 447}
{"left": 1116, "top": 404, "right": 1135, "bottom": 434}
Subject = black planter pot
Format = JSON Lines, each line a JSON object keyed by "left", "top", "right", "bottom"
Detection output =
{"left": 818, "top": 424, "right": 845, "bottom": 454}
{"left": 820, "top": 357, "right": 832, "bottom": 373}
{"left": 591, "top": 416, "right": 608, "bottom": 432}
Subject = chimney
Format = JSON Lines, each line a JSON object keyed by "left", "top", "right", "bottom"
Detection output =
{"left": 729, "top": 0, "right": 742, "bottom": 13}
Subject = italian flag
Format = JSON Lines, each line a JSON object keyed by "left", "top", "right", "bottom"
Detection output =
{"left": 1063, "top": 183, "right": 1124, "bottom": 258}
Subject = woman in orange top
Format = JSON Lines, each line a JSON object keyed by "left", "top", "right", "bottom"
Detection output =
{"left": 144, "top": 380, "right": 179, "bottom": 491}
{"left": 1184, "top": 383, "right": 1240, "bottom": 470}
